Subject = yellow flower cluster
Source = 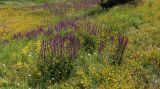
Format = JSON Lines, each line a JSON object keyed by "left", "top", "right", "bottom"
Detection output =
{"left": 91, "top": 63, "right": 134, "bottom": 88}
{"left": 35, "top": 40, "right": 42, "bottom": 53}
{"left": 21, "top": 42, "right": 32, "bottom": 55}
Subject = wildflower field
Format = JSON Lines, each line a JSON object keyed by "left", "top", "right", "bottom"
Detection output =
{"left": 0, "top": 0, "right": 160, "bottom": 89}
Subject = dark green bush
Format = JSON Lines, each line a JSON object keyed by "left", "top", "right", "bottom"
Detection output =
{"left": 28, "top": 34, "right": 80, "bottom": 88}
{"left": 47, "top": 58, "right": 73, "bottom": 83}
{"left": 100, "top": 0, "right": 142, "bottom": 9}
{"left": 28, "top": 57, "right": 73, "bottom": 88}
{"left": 82, "top": 35, "right": 96, "bottom": 54}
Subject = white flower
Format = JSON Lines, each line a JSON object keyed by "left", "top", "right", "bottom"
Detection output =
{"left": 2, "top": 64, "right": 5, "bottom": 66}
{"left": 17, "top": 83, "right": 20, "bottom": 86}
{"left": 28, "top": 53, "right": 32, "bottom": 57}
{"left": 80, "top": 56, "right": 83, "bottom": 58}
{"left": 28, "top": 74, "right": 31, "bottom": 77}
{"left": 28, "top": 54, "right": 32, "bottom": 57}
{"left": 52, "top": 78, "right": 54, "bottom": 80}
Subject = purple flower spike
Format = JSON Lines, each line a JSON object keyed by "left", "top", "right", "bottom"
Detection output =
{"left": 118, "top": 36, "right": 128, "bottom": 47}
{"left": 98, "top": 41, "right": 106, "bottom": 54}
{"left": 118, "top": 36, "right": 124, "bottom": 45}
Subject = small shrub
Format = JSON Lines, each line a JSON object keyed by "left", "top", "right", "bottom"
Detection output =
{"left": 36, "top": 57, "right": 73, "bottom": 85}
{"left": 100, "top": 0, "right": 142, "bottom": 9}
{"left": 28, "top": 34, "right": 80, "bottom": 88}
{"left": 47, "top": 57, "right": 73, "bottom": 83}
{"left": 82, "top": 35, "right": 96, "bottom": 54}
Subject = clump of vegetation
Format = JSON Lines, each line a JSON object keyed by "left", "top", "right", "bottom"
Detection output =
{"left": 29, "top": 57, "right": 73, "bottom": 88}
{"left": 1, "top": 0, "right": 160, "bottom": 89}
{"left": 82, "top": 35, "right": 96, "bottom": 54}
{"left": 110, "top": 36, "right": 128, "bottom": 65}
{"left": 100, "top": 0, "right": 142, "bottom": 9}
{"left": 28, "top": 33, "right": 80, "bottom": 88}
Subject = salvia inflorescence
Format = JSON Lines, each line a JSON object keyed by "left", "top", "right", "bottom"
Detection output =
{"left": 40, "top": 33, "right": 81, "bottom": 60}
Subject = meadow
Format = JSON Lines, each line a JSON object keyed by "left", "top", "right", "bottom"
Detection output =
{"left": 0, "top": 0, "right": 160, "bottom": 89}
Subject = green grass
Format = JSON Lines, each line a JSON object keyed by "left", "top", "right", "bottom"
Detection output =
{"left": 0, "top": 0, "right": 160, "bottom": 89}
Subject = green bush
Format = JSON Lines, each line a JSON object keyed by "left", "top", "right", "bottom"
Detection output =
{"left": 28, "top": 56, "right": 73, "bottom": 88}
{"left": 100, "top": 0, "right": 142, "bottom": 9}
{"left": 47, "top": 58, "right": 73, "bottom": 83}
{"left": 82, "top": 35, "right": 96, "bottom": 54}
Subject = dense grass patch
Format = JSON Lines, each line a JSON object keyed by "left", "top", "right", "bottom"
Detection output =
{"left": 0, "top": 0, "right": 160, "bottom": 88}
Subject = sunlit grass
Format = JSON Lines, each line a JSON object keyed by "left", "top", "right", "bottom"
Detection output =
{"left": 0, "top": 7, "right": 47, "bottom": 34}
{"left": 0, "top": 0, "right": 160, "bottom": 88}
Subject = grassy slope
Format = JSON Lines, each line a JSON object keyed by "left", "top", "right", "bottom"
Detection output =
{"left": 0, "top": 0, "right": 160, "bottom": 89}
